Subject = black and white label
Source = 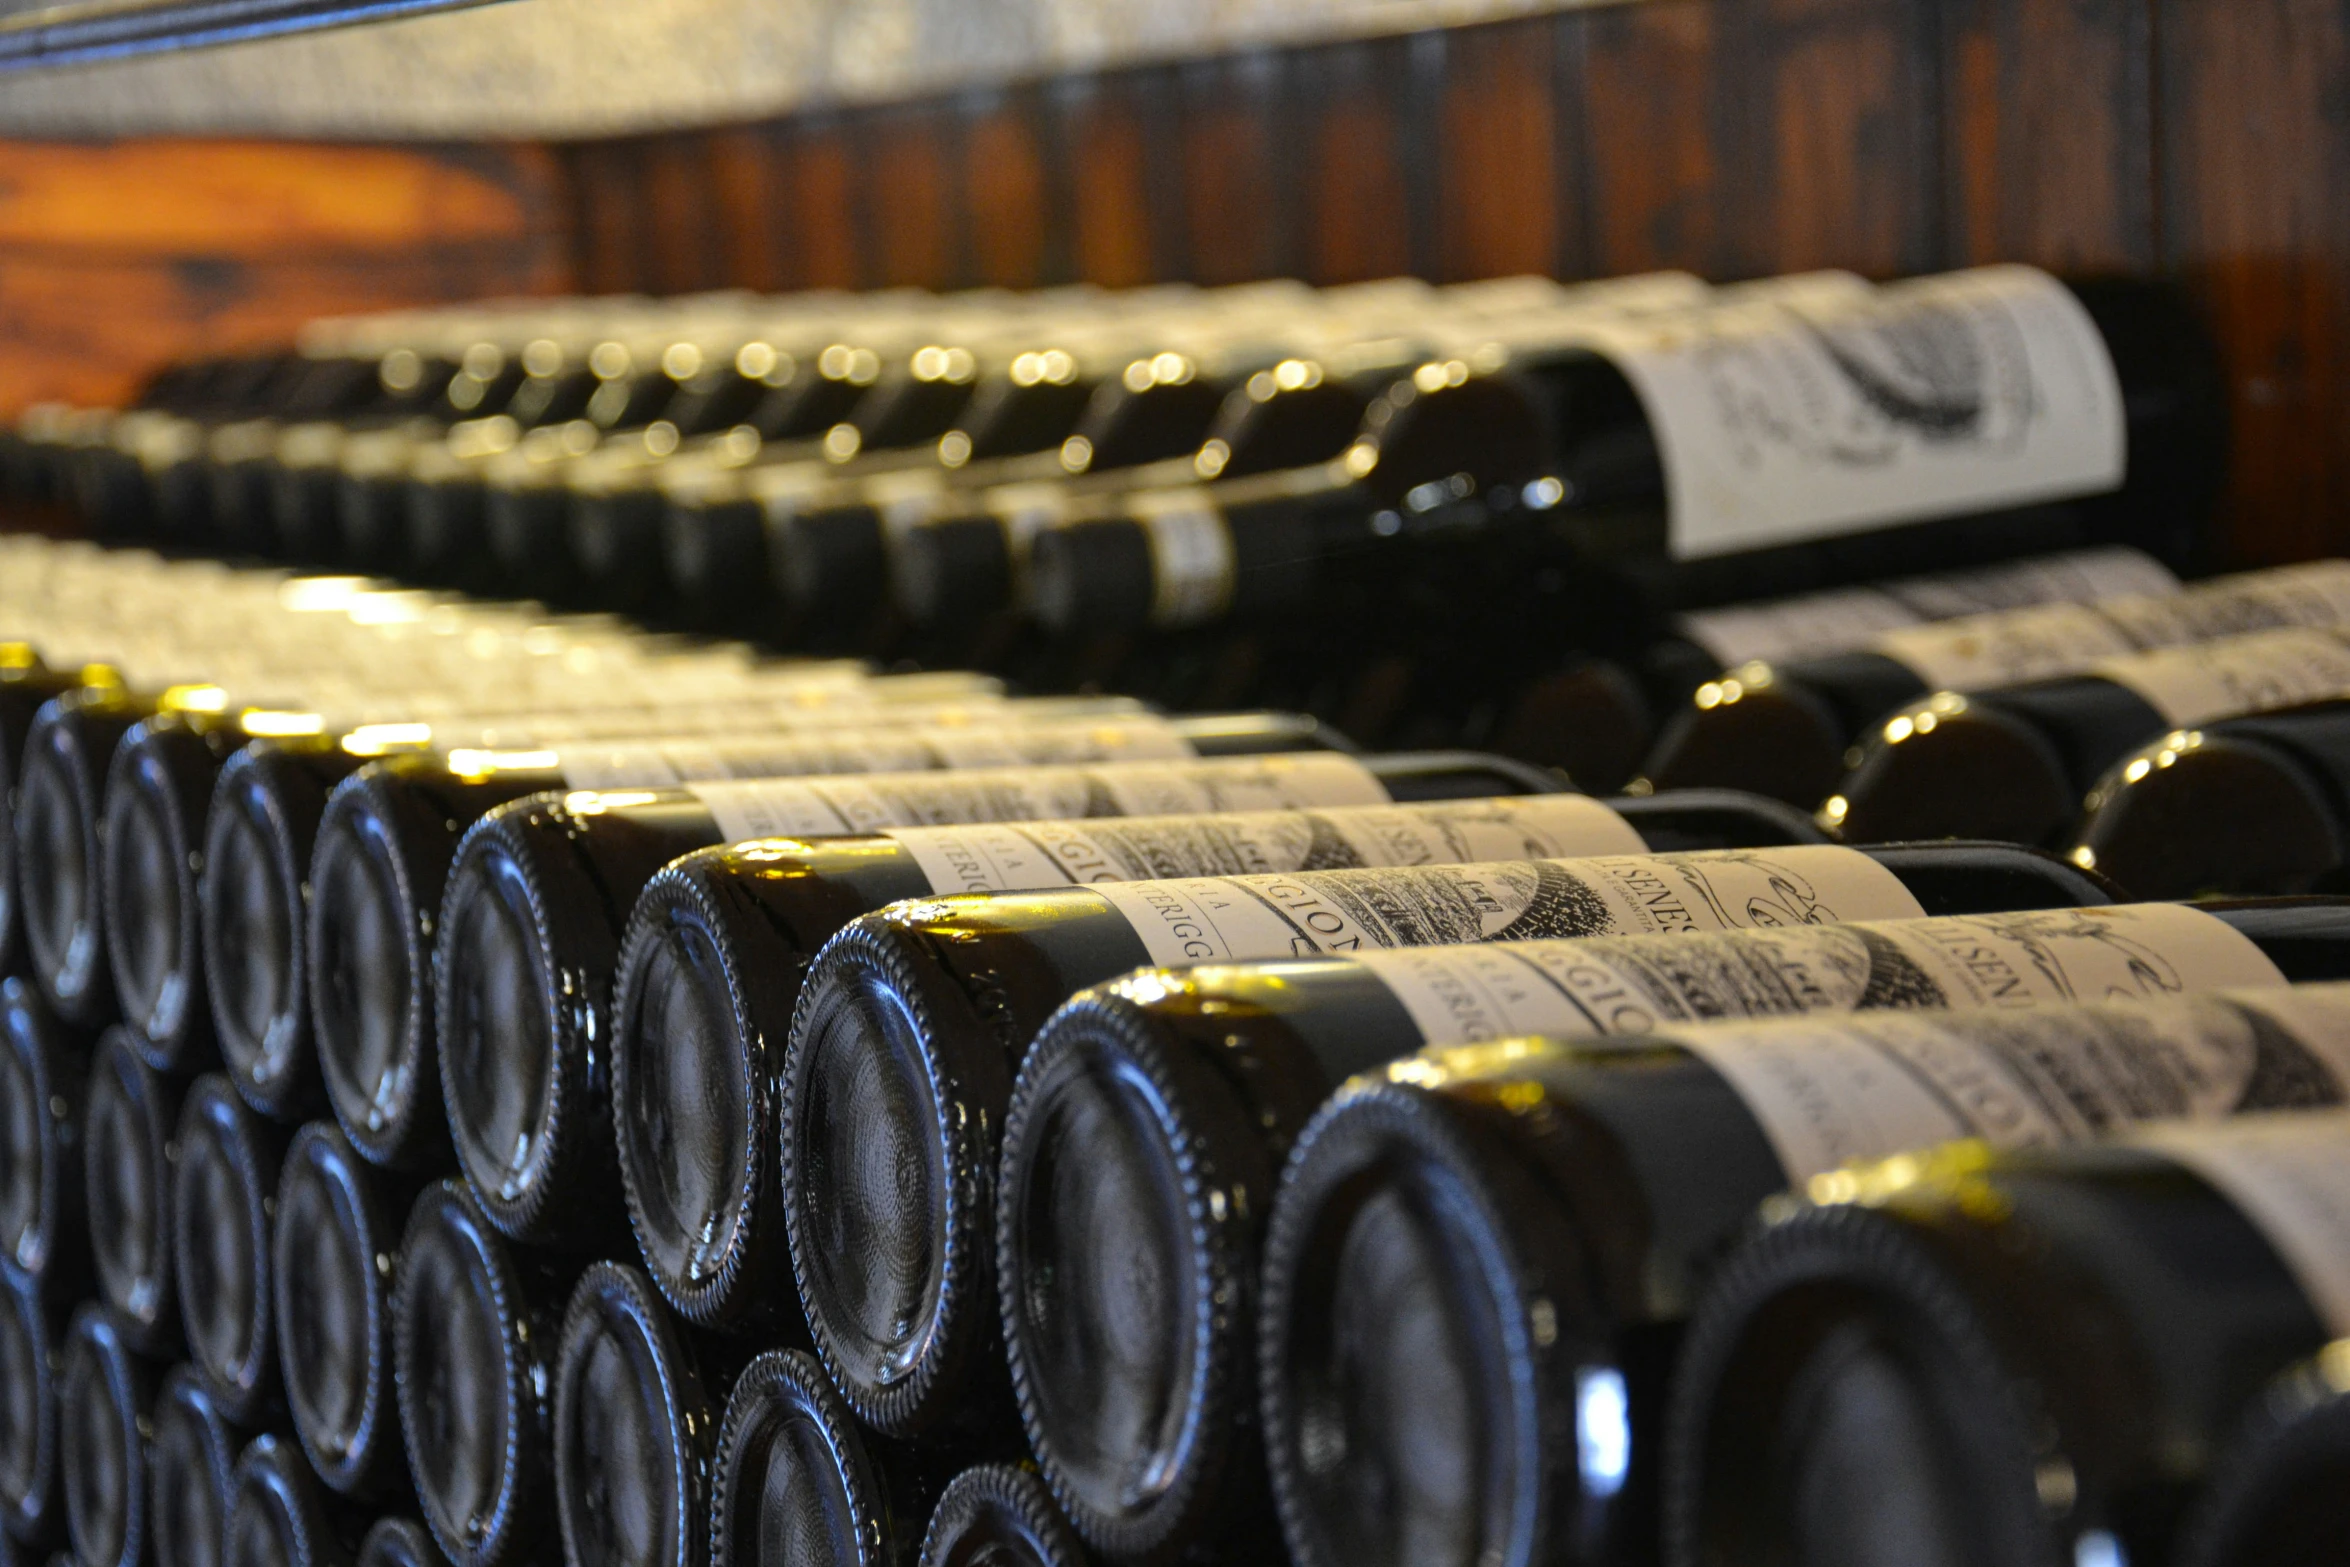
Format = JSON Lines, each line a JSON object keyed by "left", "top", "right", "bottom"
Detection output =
{"left": 1093, "top": 844, "right": 1926, "bottom": 967}
{"left": 1875, "top": 558, "right": 2350, "bottom": 692}
{"left": 1683, "top": 985, "right": 2350, "bottom": 1184}
{"left": 1129, "top": 490, "right": 1236, "bottom": 626}
{"left": 2130, "top": 1107, "right": 2350, "bottom": 1336}
{"left": 889, "top": 795, "right": 1646, "bottom": 895}
{"left": 554, "top": 715, "right": 1193, "bottom": 789}
{"left": 1580, "top": 265, "right": 2126, "bottom": 559}
{"left": 2094, "top": 627, "right": 2350, "bottom": 727}
{"left": 1678, "top": 547, "right": 2177, "bottom": 668}
{"left": 684, "top": 753, "right": 1388, "bottom": 841}
{"left": 1352, "top": 901, "right": 2287, "bottom": 1045}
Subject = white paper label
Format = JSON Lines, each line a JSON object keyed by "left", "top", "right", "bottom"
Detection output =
{"left": 1685, "top": 985, "right": 2350, "bottom": 1185}
{"left": 1678, "top": 547, "right": 2178, "bottom": 668}
{"left": 1873, "top": 598, "right": 2141, "bottom": 691}
{"left": 2151, "top": 558, "right": 2350, "bottom": 644}
{"left": 1875, "top": 559, "right": 2350, "bottom": 691}
{"left": 685, "top": 753, "right": 1388, "bottom": 841}
{"left": 868, "top": 468, "right": 950, "bottom": 544}
{"left": 1130, "top": 490, "right": 1236, "bottom": 626}
{"left": 891, "top": 795, "right": 1646, "bottom": 895}
{"left": 985, "top": 482, "right": 1072, "bottom": 565}
{"left": 2130, "top": 1109, "right": 2350, "bottom": 1335}
{"left": 1580, "top": 265, "right": 2126, "bottom": 559}
{"left": 1094, "top": 844, "right": 1926, "bottom": 967}
{"left": 1353, "top": 901, "right": 2287, "bottom": 1045}
{"left": 555, "top": 715, "right": 1193, "bottom": 788}
{"left": 2094, "top": 628, "right": 2350, "bottom": 727}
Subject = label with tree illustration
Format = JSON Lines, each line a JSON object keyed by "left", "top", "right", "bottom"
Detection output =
{"left": 1873, "top": 559, "right": 2350, "bottom": 691}
{"left": 685, "top": 753, "right": 1389, "bottom": 840}
{"left": 1351, "top": 901, "right": 2286, "bottom": 1045}
{"left": 1578, "top": 265, "right": 2125, "bottom": 559}
{"left": 888, "top": 795, "right": 1647, "bottom": 894}
{"left": 554, "top": 715, "right": 1194, "bottom": 788}
{"left": 1093, "top": 844, "right": 1928, "bottom": 967}
{"left": 1681, "top": 985, "right": 2350, "bottom": 1183}
{"left": 1678, "top": 546, "right": 2177, "bottom": 668}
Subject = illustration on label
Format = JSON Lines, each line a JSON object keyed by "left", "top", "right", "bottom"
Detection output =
{"left": 2095, "top": 627, "right": 2350, "bottom": 727}
{"left": 1351, "top": 902, "right": 2286, "bottom": 1046}
{"left": 1684, "top": 989, "right": 2350, "bottom": 1184}
{"left": 686, "top": 754, "right": 1388, "bottom": 843}
{"left": 1094, "top": 845, "right": 1926, "bottom": 967}
{"left": 890, "top": 796, "right": 1646, "bottom": 895}
{"left": 556, "top": 715, "right": 1194, "bottom": 789}
{"left": 1584, "top": 265, "right": 2126, "bottom": 558}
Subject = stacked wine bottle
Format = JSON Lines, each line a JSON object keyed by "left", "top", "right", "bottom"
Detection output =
{"left": 0, "top": 264, "right": 2345, "bottom": 1567}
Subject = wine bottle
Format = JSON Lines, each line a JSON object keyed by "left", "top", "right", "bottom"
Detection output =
{"left": 105, "top": 707, "right": 290, "bottom": 1079}
{"left": 1022, "top": 356, "right": 1552, "bottom": 646}
{"left": 310, "top": 713, "right": 1319, "bottom": 1174}
{"left": 1824, "top": 624, "right": 2350, "bottom": 845}
{"left": 551, "top": 1263, "right": 744, "bottom": 1567}
{"left": 224, "top": 1434, "right": 367, "bottom": 1567}
{"left": 784, "top": 841, "right": 2107, "bottom": 1447}
{"left": 1001, "top": 895, "right": 2299, "bottom": 1561}
{"left": 202, "top": 737, "right": 376, "bottom": 1124}
{"left": 612, "top": 776, "right": 1806, "bottom": 1333}
{"left": 18, "top": 682, "right": 159, "bottom": 1028}
{"left": 1490, "top": 545, "right": 2179, "bottom": 793}
{"left": 2070, "top": 702, "right": 2350, "bottom": 901}
{"left": 0, "top": 977, "right": 84, "bottom": 1306}
{"left": 149, "top": 1364, "right": 240, "bottom": 1567}
{"left": 356, "top": 1517, "right": 442, "bottom": 1567}
{"left": 392, "top": 1180, "right": 578, "bottom": 1567}
{"left": 1017, "top": 274, "right": 1716, "bottom": 652}
{"left": 205, "top": 675, "right": 1002, "bottom": 1135}
{"left": 710, "top": 1349, "right": 972, "bottom": 1567}
{"left": 2171, "top": 1342, "right": 2350, "bottom": 1567}
{"left": 1507, "top": 269, "right": 2223, "bottom": 640}
{"left": 0, "top": 1272, "right": 59, "bottom": 1548}
{"left": 431, "top": 728, "right": 1350, "bottom": 1246}
{"left": 59, "top": 1304, "right": 152, "bottom": 1567}
{"left": 0, "top": 656, "right": 85, "bottom": 978}
{"left": 881, "top": 347, "right": 1405, "bottom": 663}
{"left": 1262, "top": 970, "right": 2350, "bottom": 1567}
{"left": 173, "top": 1074, "right": 290, "bottom": 1427}
{"left": 1663, "top": 1105, "right": 2350, "bottom": 1567}
{"left": 919, "top": 1466, "right": 1087, "bottom": 1567}
{"left": 267, "top": 349, "right": 460, "bottom": 574}
{"left": 85, "top": 1027, "right": 182, "bottom": 1358}
{"left": 783, "top": 327, "right": 1410, "bottom": 664}
{"left": 1641, "top": 557, "right": 2350, "bottom": 807}
{"left": 274, "top": 1121, "right": 419, "bottom": 1501}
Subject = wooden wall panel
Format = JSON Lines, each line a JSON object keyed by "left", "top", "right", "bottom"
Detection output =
{"left": 1940, "top": 0, "right": 2154, "bottom": 270}
{"left": 2157, "top": 0, "right": 2350, "bottom": 566}
{"left": 1436, "top": 19, "right": 1562, "bottom": 281}
{"left": 1174, "top": 53, "right": 1296, "bottom": 285}
{"left": 0, "top": 138, "right": 568, "bottom": 415}
{"left": 862, "top": 103, "right": 963, "bottom": 290}
{"left": 960, "top": 90, "right": 1058, "bottom": 289}
{"left": 1299, "top": 39, "right": 1427, "bottom": 283}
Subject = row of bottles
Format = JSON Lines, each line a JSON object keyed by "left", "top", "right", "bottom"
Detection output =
{"left": 0, "top": 262, "right": 2229, "bottom": 770}
{"left": 0, "top": 258, "right": 2344, "bottom": 1567}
